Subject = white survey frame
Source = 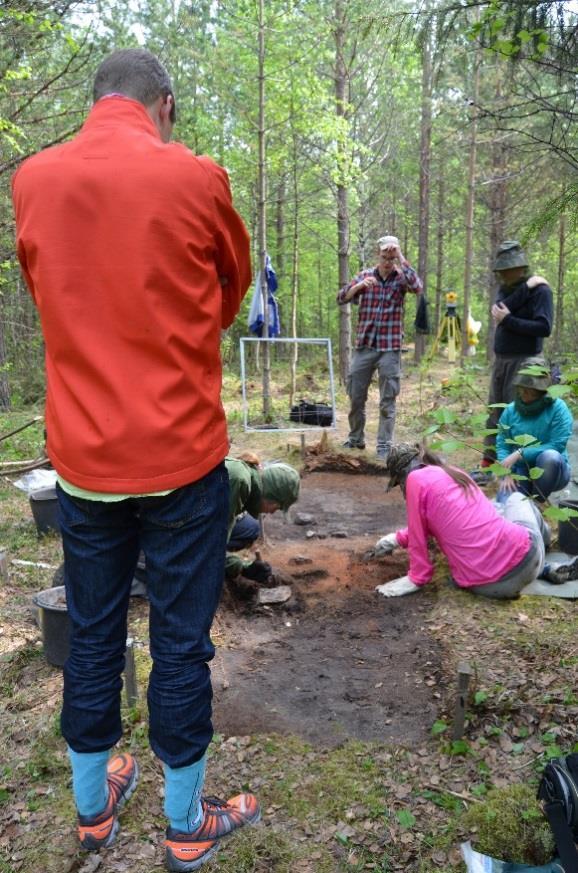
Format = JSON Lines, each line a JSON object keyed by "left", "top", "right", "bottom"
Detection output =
{"left": 239, "top": 337, "right": 337, "bottom": 433}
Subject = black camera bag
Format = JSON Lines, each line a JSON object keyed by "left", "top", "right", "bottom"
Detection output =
{"left": 289, "top": 400, "right": 333, "bottom": 428}
{"left": 538, "top": 754, "right": 578, "bottom": 871}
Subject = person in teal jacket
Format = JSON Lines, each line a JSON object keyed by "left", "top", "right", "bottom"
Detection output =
{"left": 496, "top": 357, "right": 572, "bottom": 502}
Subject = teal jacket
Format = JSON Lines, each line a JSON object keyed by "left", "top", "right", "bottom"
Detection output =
{"left": 496, "top": 397, "right": 573, "bottom": 466}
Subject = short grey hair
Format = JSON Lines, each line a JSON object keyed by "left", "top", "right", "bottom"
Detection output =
{"left": 93, "top": 49, "right": 176, "bottom": 121}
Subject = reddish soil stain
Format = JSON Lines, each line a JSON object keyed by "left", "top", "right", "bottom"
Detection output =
{"left": 212, "top": 470, "right": 443, "bottom": 748}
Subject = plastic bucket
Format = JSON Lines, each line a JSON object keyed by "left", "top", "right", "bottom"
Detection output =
{"left": 33, "top": 585, "right": 70, "bottom": 667}
{"left": 558, "top": 500, "right": 578, "bottom": 555}
{"left": 29, "top": 487, "right": 60, "bottom": 536}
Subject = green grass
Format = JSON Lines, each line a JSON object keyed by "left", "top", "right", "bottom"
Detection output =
{"left": 0, "top": 642, "right": 43, "bottom": 697}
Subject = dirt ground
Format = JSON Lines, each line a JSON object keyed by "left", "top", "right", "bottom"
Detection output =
{"left": 4, "top": 368, "right": 578, "bottom": 872}
{"left": 212, "top": 468, "right": 444, "bottom": 748}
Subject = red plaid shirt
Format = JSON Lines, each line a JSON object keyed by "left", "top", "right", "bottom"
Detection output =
{"left": 338, "top": 265, "right": 422, "bottom": 351}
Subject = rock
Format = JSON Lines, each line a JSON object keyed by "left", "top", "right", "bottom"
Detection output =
{"left": 256, "top": 585, "right": 293, "bottom": 605}
{"left": 294, "top": 512, "right": 316, "bottom": 526}
{"left": 306, "top": 530, "right": 316, "bottom": 539}
{"left": 289, "top": 555, "right": 313, "bottom": 565}
{"left": 329, "top": 530, "right": 348, "bottom": 538}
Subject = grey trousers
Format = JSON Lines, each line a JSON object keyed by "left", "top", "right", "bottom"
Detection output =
{"left": 469, "top": 492, "right": 547, "bottom": 599}
{"left": 346, "top": 347, "right": 401, "bottom": 451}
{"left": 482, "top": 355, "right": 525, "bottom": 462}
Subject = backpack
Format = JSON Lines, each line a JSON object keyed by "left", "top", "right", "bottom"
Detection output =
{"left": 537, "top": 755, "right": 578, "bottom": 872}
{"left": 289, "top": 400, "right": 333, "bottom": 428}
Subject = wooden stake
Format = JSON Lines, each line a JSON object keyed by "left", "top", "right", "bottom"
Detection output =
{"left": 452, "top": 661, "right": 472, "bottom": 740}
{"left": 300, "top": 433, "right": 306, "bottom": 458}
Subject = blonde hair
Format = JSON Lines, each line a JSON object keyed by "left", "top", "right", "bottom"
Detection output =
{"left": 236, "top": 451, "right": 261, "bottom": 467}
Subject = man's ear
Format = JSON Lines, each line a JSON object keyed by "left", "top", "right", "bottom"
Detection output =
{"left": 159, "top": 93, "right": 173, "bottom": 123}
{"left": 147, "top": 94, "right": 174, "bottom": 142}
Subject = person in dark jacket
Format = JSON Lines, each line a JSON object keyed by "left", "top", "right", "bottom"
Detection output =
{"left": 473, "top": 240, "right": 553, "bottom": 484}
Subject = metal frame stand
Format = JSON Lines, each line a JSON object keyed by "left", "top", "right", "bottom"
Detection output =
{"left": 239, "top": 337, "right": 337, "bottom": 434}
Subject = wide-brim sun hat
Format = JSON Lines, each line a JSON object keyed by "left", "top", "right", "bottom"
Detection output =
{"left": 385, "top": 443, "right": 421, "bottom": 491}
{"left": 512, "top": 357, "right": 550, "bottom": 392}
{"left": 493, "top": 240, "right": 529, "bottom": 271}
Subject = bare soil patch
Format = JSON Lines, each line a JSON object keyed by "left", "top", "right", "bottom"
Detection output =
{"left": 212, "top": 465, "right": 444, "bottom": 747}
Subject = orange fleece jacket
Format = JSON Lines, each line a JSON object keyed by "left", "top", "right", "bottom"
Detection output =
{"left": 12, "top": 97, "right": 251, "bottom": 492}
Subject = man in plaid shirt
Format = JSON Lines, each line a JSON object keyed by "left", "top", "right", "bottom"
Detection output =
{"left": 337, "top": 235, "right": 422, "bottom": 460}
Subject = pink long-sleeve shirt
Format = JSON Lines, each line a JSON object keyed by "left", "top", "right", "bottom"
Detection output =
{"left": 395, "top": 466, "right": 530, "bottom": 587}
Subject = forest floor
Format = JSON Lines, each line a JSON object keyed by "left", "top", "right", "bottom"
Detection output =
{"left": 1, "top": 355, "right": 577, "bottom": 873}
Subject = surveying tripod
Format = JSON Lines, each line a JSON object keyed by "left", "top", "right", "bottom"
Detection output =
{"left": 431, "top": 292, "right": 461, "bottom": 362}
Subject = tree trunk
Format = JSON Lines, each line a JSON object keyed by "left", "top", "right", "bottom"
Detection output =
{"left": 415, "top": 18, "right": 433, "bottom": 363}
{"left": 0, "top": 299, "right": 10, "bottom": 410}
{"left": 335, "top": 0, "right": 351, "bottom": 385}
{"left": 486, "top": 83, "right": 508, "bottom": 360}
{"left": 275, "top": 175, "right": 286, "bottom": 280}
{"left": 289, "top": 107, "right": 300, "bottom": 407}
{"left": 257, "top": 0, "right": 271, "bottom": 417}
{"left": 554, "top": 206, "right": 565, "bottom": 356}
{"left": 461, "top": 26, "right": 480, "bottom": 359}
{"left": 434, "top": 162, "right": 444, "bottom": 335}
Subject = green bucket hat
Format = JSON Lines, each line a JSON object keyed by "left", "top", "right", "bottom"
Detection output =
{"left": 494, "top": 240, "right": 529, "bottom": 272}
{"left": 385, "top": 443, "right": 421, "bottom": 491}
{"left": 262, "top": 463, "right": 300, "bottom": 511}
{"left": 513, "top": 357, "right": 550, "bottom": 392}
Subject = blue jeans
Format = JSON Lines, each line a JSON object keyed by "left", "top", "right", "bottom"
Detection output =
{"left": 512, "top": 450, "right": 570, "bottom": 501}
{"left": 57, "top": 462, "right": 229, "bottom": 769}
{"left": 227, "top": 513, "right": 260, "bottom": 551}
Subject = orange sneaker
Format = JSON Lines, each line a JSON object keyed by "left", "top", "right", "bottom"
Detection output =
{"left": 165, "top": 793, "right": 260, "bottom": 871}
{"left": 77, "top": 753, "right": 139, "bottom": 851}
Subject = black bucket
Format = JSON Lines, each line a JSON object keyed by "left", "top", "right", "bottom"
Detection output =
{"left": 558, "top": 500, "right": 578, "bottom": 555}
{"left": 29, "top": 487, "right": 60, "bottom": 536}
{"left": 33, "top": 585, "right": 70, "bottom": 667}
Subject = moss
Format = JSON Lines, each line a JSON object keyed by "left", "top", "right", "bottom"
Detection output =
{"left": 212, "top": 826, "right": 321, "bottom": 873}
{"left": 462, "top": 783, "right": 554, "bottom": 865}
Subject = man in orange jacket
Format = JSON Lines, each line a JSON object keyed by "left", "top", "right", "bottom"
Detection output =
{"left": 12, "top": 49, "right": 258, "bottom": 871}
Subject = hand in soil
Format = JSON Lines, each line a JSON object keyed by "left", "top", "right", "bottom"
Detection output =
{"left": 241, "top": 559, "right": 272, "bottom": 583}
{"left": 228, "top": 575, "right": 259, "bottom": 601}
{"left": 376, "top": 576, "right": 420, "bottom": 597}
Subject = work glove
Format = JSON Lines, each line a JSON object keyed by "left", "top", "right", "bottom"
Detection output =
{"left": 241, "top": 560, "right": 272, "bottom": 583}
{"left": 376, "top": 576, "right": 420, "bottom": 597}
{"left": 374, "top": 532, "right": 399, "bottom": 555}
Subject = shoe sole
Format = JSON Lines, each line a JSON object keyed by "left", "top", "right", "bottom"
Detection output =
{"left": 164, "top": 807, "right": 261, "bottom": 871}
{"left": 80, "top": 818, "right": 120, "bottom": 851}
{"left": 165, "top": 840, "right": 221, "bottom": 872}
{"left": 549, "top": 558, "right": 578, "bottom": 585}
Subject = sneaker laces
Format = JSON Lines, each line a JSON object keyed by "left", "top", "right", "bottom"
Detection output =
{"left": 202, "top": 795, "right": 229, "bottom": 810}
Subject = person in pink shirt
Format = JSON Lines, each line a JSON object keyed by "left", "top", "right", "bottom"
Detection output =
{"left": 375, "top": 443, "right": 548, "bottom": 599}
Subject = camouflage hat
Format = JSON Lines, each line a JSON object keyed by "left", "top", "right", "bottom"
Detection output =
{"left": 494, "top": 240, "right": 529, "bottom": 272}
{"left": 262, "top": 462, "right": 300, "bottom": 511}
{"left": 513, "top": 357, "right": 550, "bottom": 392}
{"left": 385, "top": 443, "right": 421, "bottom": 491}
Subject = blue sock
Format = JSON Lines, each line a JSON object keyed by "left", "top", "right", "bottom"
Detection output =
{"left": 164, "top": 755, "right": 206, "bottom": 833}
{"left": 68, "top": 747, "right": 110, "bottom": 817}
